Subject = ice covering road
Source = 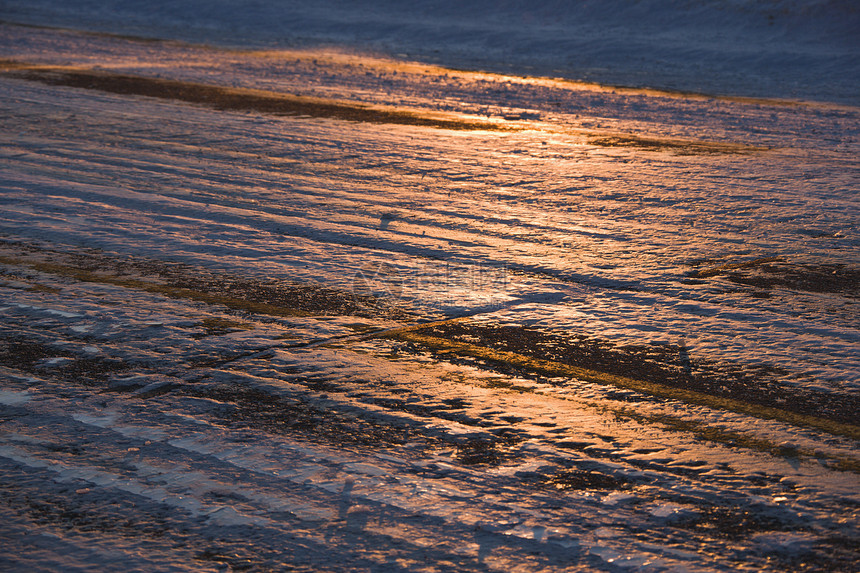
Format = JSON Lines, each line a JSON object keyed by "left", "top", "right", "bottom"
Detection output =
{"left": 0, "top": 23, "right": 858, "bottom": 572}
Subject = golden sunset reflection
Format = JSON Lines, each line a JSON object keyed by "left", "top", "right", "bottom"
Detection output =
{"left": 0, "top": 18, "right": 857, "bottom": 572}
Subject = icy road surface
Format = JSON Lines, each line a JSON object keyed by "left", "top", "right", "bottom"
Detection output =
{"left": 0, "top": 24, "right": 858, "bottom": 572}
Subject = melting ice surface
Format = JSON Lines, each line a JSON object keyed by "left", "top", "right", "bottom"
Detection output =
{"left": 0, "top": 2, "right": 858, "bottom": 572}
